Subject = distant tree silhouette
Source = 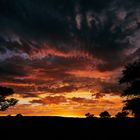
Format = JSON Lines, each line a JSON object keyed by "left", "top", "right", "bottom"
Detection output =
{"left": 16, "top": 114, "right": 23, "bottom": 117}
{"left": 115, "top": 111, "right": 129, "bottom": 118}
{"left": 85, "top": 113, "right": 94, "bottom": 118}
{"left": 99, "top": 111, "right": 111, "bottom": 118}
{"left": 119, "top": 59, "right": 140, "bottom": 118}
{"left": 0, "top": 86, "right": 18, "bottom": 111}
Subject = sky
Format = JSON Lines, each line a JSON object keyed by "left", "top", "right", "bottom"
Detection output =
{"left": 0, "top": 0, "right": 140, "bottom": 117}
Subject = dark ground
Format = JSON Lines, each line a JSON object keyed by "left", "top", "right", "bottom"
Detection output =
{"left": 0, "top": 117, "right": 140, "bottom": 139}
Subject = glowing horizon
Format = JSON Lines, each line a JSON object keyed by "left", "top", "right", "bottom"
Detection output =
{"left": 0, "top": 0, "right": 140, "bottom": 117}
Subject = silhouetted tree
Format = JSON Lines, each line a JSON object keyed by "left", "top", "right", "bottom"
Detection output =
{"left": 123, "top": 98, "right": 140, "bottom": 118}
{"left": 119, "top": 59, "right": 140, "bottom": 118}
{"left": 99, "top": 111, "right": 111, "bottom": 118}
{"left": 85, "top": 113, "right": 94, "bottom": 118}
{"left": 0, "top": 86, "right": 18, "bottom": 111}
{"left": 16, "top": 114, "right": 23, "bottom": 117}
{"left": 115, "top": 111, "right": 129, "bottom": 118}
{"left": 0, "top": 87, "right": 14, "bottom": 97}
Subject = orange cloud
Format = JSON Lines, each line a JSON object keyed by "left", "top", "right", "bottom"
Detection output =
{"left": 1, "top": 82, "right": 35, "bottom": 87}
{"left": 0, "top": 91, "right": 123, "bottom": 117}
{"left": 31, "top": 96, "right": 67, "bottom": 105}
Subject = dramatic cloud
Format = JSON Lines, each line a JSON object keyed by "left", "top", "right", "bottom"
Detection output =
{"left": 0, "top": 0, "right": 140, "bottom": 116}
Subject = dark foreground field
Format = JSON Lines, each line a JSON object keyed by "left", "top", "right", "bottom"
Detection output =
{"left": 0, "top": 117, "right": 140, "bottom": 139}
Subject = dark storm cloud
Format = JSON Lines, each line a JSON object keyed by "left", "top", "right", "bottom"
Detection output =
{"left": 0, "top": 53, "right": 122, "bottom": 96}
{"left": 0, "top": 57, "right": 29, "bottom": 77}
{"left": 99, "top": 81, "right": 124, "bottom": 95}
{"left": 0, "top": 1, "right": 139, "bottom": 50}
{"left": 0, "top": 54, "right": 92, "bottom": 95}
{"left": 0, "top": 0, "right": 73, "bottom": 40}
{"left": 0, "top": 55, "right": 88, "bottom": 83}
{"left": 0, "top": 0, "right": 140, "bottom": 70}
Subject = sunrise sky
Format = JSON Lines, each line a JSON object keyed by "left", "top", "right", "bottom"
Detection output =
{"left": 0, "top": 0, "right": 140, "bottom": 117}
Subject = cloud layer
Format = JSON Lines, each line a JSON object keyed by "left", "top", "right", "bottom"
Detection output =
{"left": 0, "top": 0, "right": 140, "bottom": 116}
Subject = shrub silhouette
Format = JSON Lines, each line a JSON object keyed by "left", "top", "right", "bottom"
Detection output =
{"left": 85, "top": 113, "right": 94, "bottom": 118}
{"left": 16, "top": 114, "right": 23, "bottom": 117}
{"left": 115, "top": 111, "right": 129, "bottom": 118}
{"left": 99, "top": 111, "right": 111, "bottom": 118}
{"left": 119, "top": 59, "right": 140, "bottom": 118}
{"left": 0, "top": 86, "right": 18, "bottom": 111}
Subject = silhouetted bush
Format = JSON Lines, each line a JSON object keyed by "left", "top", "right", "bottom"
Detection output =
{"left": 85, "top": 113, "right": 94, "bottom": 118}
{"left": 16, "top": 114, "right": 23, "bottom": 117}
{"left": 115, "top": 111, "right": 129, "bottom": 118}
{"left": 99, "top": 111, "right": 111, "bottom": 118}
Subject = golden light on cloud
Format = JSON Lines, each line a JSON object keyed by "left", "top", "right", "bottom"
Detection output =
{"left": 63, "top": 90, "right": 92, "bottom": 99}
{"left": 1, "top": 89, "right": 123, "bottom": 117}
{"left": 1, "top": 82, "right": 35, "bottom": 87}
